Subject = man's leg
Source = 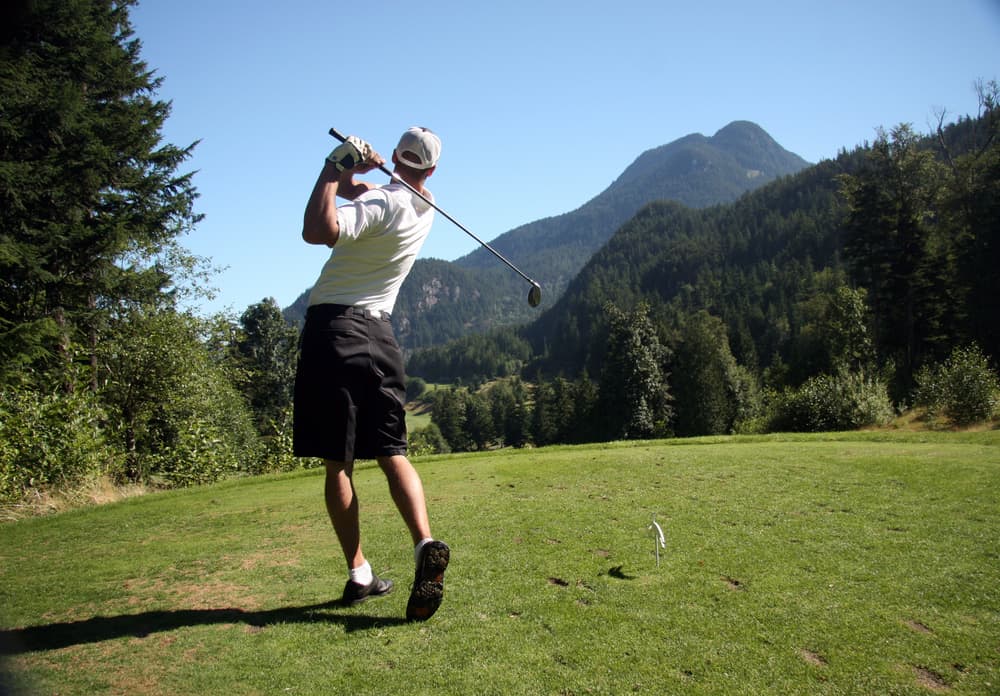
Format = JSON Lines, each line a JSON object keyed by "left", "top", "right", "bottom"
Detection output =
{"left": 378, "top": 454, "right": 449, "bottom": 621}
{"left": 324, "top": 459, "right": 364, "bottom": 569}
{"left": 325, "top": 459, "right": 393, "bottom": 604}
{"left": 377, "top": 454, "right": 431, "bottom": 544}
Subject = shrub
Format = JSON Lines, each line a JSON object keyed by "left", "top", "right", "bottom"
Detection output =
{"left": 0, "top": 386, "right": 118, "bottom": 502}
{"left": 409, "top": 422, "right": 450, "bottom": 456}
{"left": 768, "top": 368, "right": 894, "bottom": 432}
{"left": 406, "top": 377, "right": 428, "bottom": 402}
{"left": 914, "top": 345, "right": 1000, "bottom": 425}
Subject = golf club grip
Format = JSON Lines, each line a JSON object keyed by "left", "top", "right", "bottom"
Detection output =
{"left": 328, "top": 127, "right": 394, "bottom": 178}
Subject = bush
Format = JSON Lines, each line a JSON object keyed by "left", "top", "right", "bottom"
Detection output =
{"left": 768, "top": 368, "right": 894, "bottom": 432}
{"left": 0, "top": 386, "right": 118, "bottom": 502}
{"left": 409, "top": 422, "right": 450, "bottom": 456}
{"left": 406, "top": 377, "right": 428, "bottom": 402}
{"left": 138, "top": 358, "right": 261, "bottom": 487}
{"left": 99, "top": 309, "right": 260, "bottom": 486}
{"left": 914, "top": 345, "right": 1000, "bottom": 425}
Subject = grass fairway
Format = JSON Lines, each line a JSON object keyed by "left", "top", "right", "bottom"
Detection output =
{"left": 1, "top": 432, "right": 998, "bottom": 694}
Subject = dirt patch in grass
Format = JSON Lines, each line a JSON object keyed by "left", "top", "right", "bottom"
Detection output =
{"left": 238, "top": 550, "right": 301, "bottom": 571}
{"left": 912, "top": 665, "right": 950, "bottom": 691}
{"left": 121, "top": 575, "right": 261, "bottom": 612}
{"left": 905, "top": 619, "right": 933, "bottom": 634}
{"left": 722, "top": 576, "right": 744, "bottom": 591}
{"left": 799, "top": 649, "right": 827, "bottom": 667}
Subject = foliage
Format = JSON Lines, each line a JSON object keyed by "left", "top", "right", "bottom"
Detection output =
{"left": 0, "top": 379, "right": 117, "bottom": 502}
{"left": 788, "top": 275, "right": 874, "bottom": 382}
{"left": 406, "top": 326, "right": 533, "bottom": 384}
{"left": 913, "top": 344, "right": 1000, "bottom": 425}
{"left": 255, "top": 406, "right": 303, "bottom": 474}
{"left": 232, "top": 298, "right": 298, "bottom": 436}
{"left": 768, "top": 367, "right": 895, "bottom": 432}
{"left": 405, "top": 376, "right": 427, "bottom": 401}
{"left": 409, "top": 422, "right": 450, "bottom": 456}
{"left": 671, "top": 310, "right": 759, "bottom": 436}
{"left": 97, "top": 308, "right": 259, "bottom": 485}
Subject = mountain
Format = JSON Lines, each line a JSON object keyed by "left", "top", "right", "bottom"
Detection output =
{"left": 521, "top": 157, "right": 851, "bottom": 379}
{"left": 284, "top": 121, "right": 811, "bottom": 350}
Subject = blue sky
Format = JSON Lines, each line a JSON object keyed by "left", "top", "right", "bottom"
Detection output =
{"left": 129, "top": 0, "right": 1000, "bottom": 316}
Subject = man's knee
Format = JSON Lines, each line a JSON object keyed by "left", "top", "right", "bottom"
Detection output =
{"left": 377, "top": 454, "right": 410, "bottom": 474}
{"left": 325, "top": 459, "right": 353, "bottom": 477}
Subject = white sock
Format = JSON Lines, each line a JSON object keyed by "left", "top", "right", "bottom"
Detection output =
{"left": 349, "top": 560, "right": 373, "bottom": 586}
{"left": 414, "top": 537, "right": 434, "bottom": 564}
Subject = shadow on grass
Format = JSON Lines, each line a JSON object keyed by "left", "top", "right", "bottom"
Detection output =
{"left": 0, "top": 601, "right": 409, "bottom": 655}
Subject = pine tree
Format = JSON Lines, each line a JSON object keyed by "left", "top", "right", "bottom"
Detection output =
{"left": 672, "top": 310, "right": 737, "bottom": 437}
{"left": 0, "top": 0, "right": 201, "bottom": 386}
{"left": 840, "top": 125, "right": 949, "bottom": 393}
{"left": 235, "top": 298, "right": 299, "bottom": 435}
{"left": 597, "top": 302, "right": 673, "bottom": 440}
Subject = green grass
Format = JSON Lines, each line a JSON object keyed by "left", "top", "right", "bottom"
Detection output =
{"left": 2, "top": 431, "right": 998, "bottom": 694}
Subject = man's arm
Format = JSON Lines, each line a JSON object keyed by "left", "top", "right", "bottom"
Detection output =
{"left": 302, "top": 161, "right": 343, "bottom": 247}
{"left": 302, "top": 137, "right": 384, "bottom": 247}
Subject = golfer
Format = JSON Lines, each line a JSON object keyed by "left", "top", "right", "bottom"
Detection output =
{"left": 294, "top": 127, "right": 449, "bottom": 621}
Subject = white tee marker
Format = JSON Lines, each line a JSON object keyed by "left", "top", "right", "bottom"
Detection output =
{"left": 648, "top": 514, "right": 666, "bottom": 567}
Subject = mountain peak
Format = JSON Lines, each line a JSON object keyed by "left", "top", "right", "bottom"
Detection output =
{"left": 710, "top": 121, "right": 811, "bottom": 172}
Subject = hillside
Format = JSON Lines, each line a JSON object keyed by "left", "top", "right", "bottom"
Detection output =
{"left": 284, "top": 121, "right": 811, "bottom": 349}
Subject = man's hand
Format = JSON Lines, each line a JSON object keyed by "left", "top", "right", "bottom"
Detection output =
{"left": 326, "top": 135, "right": 383, "bottom": 172}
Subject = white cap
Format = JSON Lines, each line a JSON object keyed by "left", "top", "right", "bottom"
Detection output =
{"left": 394, "top": 127, "right": 441, "bottom": 170}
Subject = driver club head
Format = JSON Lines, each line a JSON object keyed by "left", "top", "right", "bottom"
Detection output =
{"left": 528, "top": 283, "right": 542, "bottom": 307}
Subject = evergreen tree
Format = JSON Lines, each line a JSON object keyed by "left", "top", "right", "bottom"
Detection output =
{"left": 431, "top": 388, "right": 468, "bottom": 452}
{"left": 569, "top": 372, "right": 600, "bottom": 443}
{"left": 938, "top": 81, "right": 1000, "bottom": 362}
{"left": 0, "top": 0, "right": 201, "bottom": 387}
{"left": 840, "top": 124, "right": 950, "bottom": 393}
{"left": 597, "top": 302, "right": 673, "bottom": 440}
{"left": 531, "top": 380, "right": 558, "bottom": 446}
{"left": 672, "top": 310, "right": 739, "bottom": 437}
{"left": 464, "top": 391, "right": 495, "bottom": 451}
{"left": 235, "top": 298, "right": 299, "bottom": 435}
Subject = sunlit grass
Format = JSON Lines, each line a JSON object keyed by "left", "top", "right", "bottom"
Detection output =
{"left": 2, "top": 431, "right": 998, "bottom": 694}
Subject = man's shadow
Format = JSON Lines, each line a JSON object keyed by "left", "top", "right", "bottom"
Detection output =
{"left": 0, "top": 601, "right": 409, "bottom": 655}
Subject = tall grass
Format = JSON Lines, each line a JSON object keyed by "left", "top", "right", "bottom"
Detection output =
{"left": 2, "top": 431, "right": 998, "bottom": 694}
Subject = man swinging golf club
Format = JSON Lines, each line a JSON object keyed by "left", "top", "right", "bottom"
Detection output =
{"left": 294, "top": 126, "right": 449, "bottom": 621}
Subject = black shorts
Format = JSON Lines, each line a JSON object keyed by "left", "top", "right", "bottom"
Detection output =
{"left": 293, "top": 304, "right": 407, "bottom": 462}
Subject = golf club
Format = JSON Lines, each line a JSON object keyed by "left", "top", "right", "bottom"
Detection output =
{"left": 329, "top": 127, "right": 543, "bottom": 308}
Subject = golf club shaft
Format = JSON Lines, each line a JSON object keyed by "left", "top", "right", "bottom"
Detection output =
{"left": 329, "top": 128, "right": 540, "bottom": 290}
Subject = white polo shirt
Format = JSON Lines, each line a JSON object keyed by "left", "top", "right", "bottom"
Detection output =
{"left": 307, "top": 182, "right": 435, "bottom": 315}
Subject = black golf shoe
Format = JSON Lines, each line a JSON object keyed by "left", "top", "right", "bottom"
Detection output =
{"left": 406, "top": 540, "right": 450, "bottom": 621}
{"left": 341, "top": 574, "right": 393, "bottom": 606}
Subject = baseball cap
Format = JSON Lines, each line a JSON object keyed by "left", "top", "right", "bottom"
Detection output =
{"left": 395, "top": 127, "right": 441, "bottom": 170}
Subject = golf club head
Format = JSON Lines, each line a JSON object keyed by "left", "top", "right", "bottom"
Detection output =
{"left": 528, "top": 283, "right": 542, "bottom": 307}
